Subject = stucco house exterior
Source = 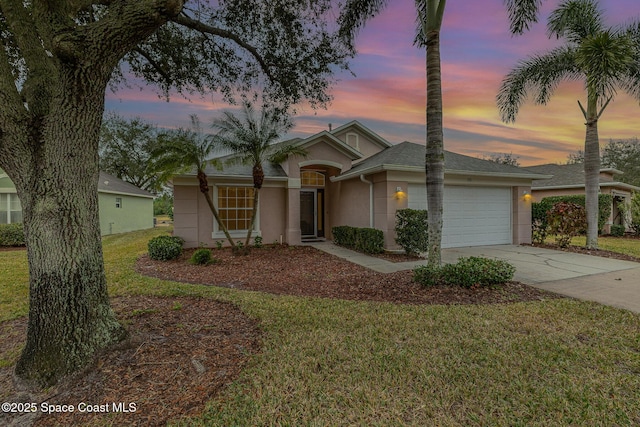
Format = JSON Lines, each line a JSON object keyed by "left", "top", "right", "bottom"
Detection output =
{"left": 172, "top": 121, "right": 550, "bottom": 250}
{"left": 0, "top": 170, "right": 154, "bottom": 235}
{"left": 524, "top": 163, "right": 640, "bottom": 233}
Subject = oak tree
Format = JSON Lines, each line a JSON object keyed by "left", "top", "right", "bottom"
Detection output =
{"left": 0, "top": 0, "right": 357, "bottom": 387}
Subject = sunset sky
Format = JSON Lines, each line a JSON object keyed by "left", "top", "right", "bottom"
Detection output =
{"left": 105, "top": 0, "right": 640, "bottom": 166}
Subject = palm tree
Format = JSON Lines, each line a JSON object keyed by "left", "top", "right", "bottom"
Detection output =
{"left": 339, "top": 0, "right": 447, "bottom": 267}
{"left": 212, "top": 102, "right": 306, "bottom": 250}
{"left": 152, "top": 115, "right": 237, "bottom": 250}
{"left": 497, "top": 0, "right": 640, "bottom": 249}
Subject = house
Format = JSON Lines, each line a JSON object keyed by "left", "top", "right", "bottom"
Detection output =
{"left": 524, "top": 163, "right": 640, "bottom": 233}
{"left": 0, "top": 170, "right": 154, "bottom": 235}
{"left": 172, "top": 121, "right": 550, "bottom": 250}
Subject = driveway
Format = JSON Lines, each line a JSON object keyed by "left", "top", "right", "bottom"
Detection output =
{"left": 443, "top": 245, "right": 640, "bottom": 313}
{"left": 309, "top": 242, "right": 640, "bottom": 313}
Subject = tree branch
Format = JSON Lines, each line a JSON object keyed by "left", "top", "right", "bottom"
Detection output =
{"left": 172, "top": 13, "right": 274, "bottom": 81}
{"left": 577, "top": 99, "right": 587, "bottom": 120}
{"left": 133, "top": 47, "right": 172, "bottom": 85}
{"left": 597, "top": 96, "right": 612, "bottom": 119}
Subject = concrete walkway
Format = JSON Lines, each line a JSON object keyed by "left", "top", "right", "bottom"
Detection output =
{"left": 307, "top": 242, "right": 640, "bottom": 313}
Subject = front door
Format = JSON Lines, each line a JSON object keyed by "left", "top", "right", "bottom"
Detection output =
{"left": 300, "top": 190, "right": 316, "bottom": 237}
{"left": 300, "top": 189, "right": 324, "bottom": 238}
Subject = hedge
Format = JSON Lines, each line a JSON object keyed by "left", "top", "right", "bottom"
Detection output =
{"left": 332, "top": 225, "right": 384, "bottom": 254}
{"left": 0, "top": 223, "right": 25, "bottom": 246}
{"left": 532, "top": 194, "right": 613, "bottom": 234}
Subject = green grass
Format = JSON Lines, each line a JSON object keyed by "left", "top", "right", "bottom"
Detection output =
{"left": 2, "top": 229, "right": 640, "bottom": 425}
{"left": 547, "top": 235, "right": 640, "bottom": 258}
{"left": 569, "top": 235, "right": 640, "bottom": 258}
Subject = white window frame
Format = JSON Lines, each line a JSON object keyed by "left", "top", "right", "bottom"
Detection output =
{"left": 211, "top": 184, "right": 261, "bottom": 239}
{"left": 0, "top": 192, "right": 22, "bottom": 224}
{"left": 115, "top": 197, "right": 122, "bottom": 208}
{"left": 346, "top": 132, "right": 359, "bottom": 151}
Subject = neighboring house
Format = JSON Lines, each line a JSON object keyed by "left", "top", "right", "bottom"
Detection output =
{"left": 0, "top": 170, "right": 154, "bottom": 235}
{"left": 172, "top": 121, "right": 550, "bottom": 250}
{"left": 524, "top": 163, "right": 640, "bottom": 233}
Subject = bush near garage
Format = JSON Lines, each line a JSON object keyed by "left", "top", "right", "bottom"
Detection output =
{"left": 395, "top": 208, "right": 428, "bottom": 256}
{"left": 413, "top": 257, "right": 515, "bottom": 288}
{"left": 532, "top": 194, "right": 612, "bottom": 237}
{"left": 546, "top": 202, "right": 587, "bottom": 248}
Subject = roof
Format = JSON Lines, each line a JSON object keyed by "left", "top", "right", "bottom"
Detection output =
{"left": 333, "top": 141, "right": 550, "bottom": 181}
{"left": 524, "top": 163, "right": 640, "bottom": 191}
{"left": 98, "top": 172, "right": 155, "bottom": 198}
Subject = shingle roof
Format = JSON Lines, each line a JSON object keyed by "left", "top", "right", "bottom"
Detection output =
{"left": 202, "top": 161, "right": 288, "bottom": 178}
{"left": 338, "top": 141, "right": 547, "bottom": 179}
{"left": 524, "top": 163, "right": 613, "bottom": 188}
{"left": 98, "top": 172, "right": 154, "bottom": 198}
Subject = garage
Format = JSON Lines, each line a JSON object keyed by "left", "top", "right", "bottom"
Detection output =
{"left": 408, "top": 184, "right": 512, "bottom": 248}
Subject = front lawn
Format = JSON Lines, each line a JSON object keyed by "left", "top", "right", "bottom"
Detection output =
{"left": 1, "top": 229, "right": 640, "bottom": 425}
{"left": 566, "top": 235, "right": 640, "bottom": 258}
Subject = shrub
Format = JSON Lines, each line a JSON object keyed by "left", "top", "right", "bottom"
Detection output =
{"left": 354, "top": 228, "right": 384, "bottom": 254}
{"left": 332, "top": 226, "right": 356, "bottom": 248}
{"left": 190, "top": 248, "right": 216, "bottom": 265}
{"left": 413, "top": 257, "right": 515, "bottom": 288}
{"left": 0, "top": 223, "right": 25, "bottom": 246}
{"left": 610, "top": 224, "right": 625, "bottom": 237}
{"left": 395, "top": 209, "right": 428, "bottom": 256}
{"left": 547, "top": 202, "right": 587, "bottom": 248}
{"left": 253, "top": 236, "right": 263, "bottom": 248}
{"left": 148, "top": 235, "right": 183, "bottom": 261}
{"left": 537, "top": 194, "right": 612, "bottom": 234}
{"left": 618, "top": 192, "right": 640, "bottom": 236}
{"left": 332, "top": 225, "right": 384, "bottom": 254}
{"left": 531, "top": 202, "right": 550, "bottom": 243}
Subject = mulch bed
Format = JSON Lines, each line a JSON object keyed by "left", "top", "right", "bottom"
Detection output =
{"left": 0, "top": 296, "right": 261, "bottom": 427}
{"left": 136, "top": 245, "right": 558, "bottom": 306}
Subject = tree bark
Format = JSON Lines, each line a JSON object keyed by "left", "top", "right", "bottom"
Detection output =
{"left": 0, "top": 0, "right": 185, "bottom": 388}
{"left": 425, "top": 28, "right": 445, "bottom": 267}
{"left": 13, "top": 66, "right": 127, "bottom": 388}
{"left": 584, "top": 94, "right": 600, "bottom": 249}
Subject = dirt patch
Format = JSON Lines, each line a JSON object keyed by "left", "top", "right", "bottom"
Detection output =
{"left": 0, "top": 296, "right": 260, "bottom": 427}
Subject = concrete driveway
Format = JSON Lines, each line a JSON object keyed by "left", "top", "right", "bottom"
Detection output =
{"left": 443, "top": 245, "right": 640, "bottom": 313}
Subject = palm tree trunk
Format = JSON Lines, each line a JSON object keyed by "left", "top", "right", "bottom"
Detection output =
{"left": 244, "top": 187, "right": 260, "bottom": 249}
{"left": 584, "top": 95, "right": 600, "bottom": 249}
{"left": 197, "top": 171, "right": 235, "bottom": 249}
{"left": 425, "top": 28, "right": 445, "bottom": 267}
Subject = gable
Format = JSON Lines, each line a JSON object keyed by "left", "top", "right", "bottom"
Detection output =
{"left": 331, "top": 121, "right": 392, "bottom": 159}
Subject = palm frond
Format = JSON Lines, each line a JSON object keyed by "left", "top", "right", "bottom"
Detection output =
{"left": 503, "top": 0, "right": 544, "bottom": 35}
{"left": 337, "top": 0, "right": 389, "bottom": 47}
{"left": 547, "top": 0, "right": 604, "bottom": 43}
{"left": 497, "top": 46, "right": 580, "bottom": 123}
{"left": 577, "top": 29, "right": 635, "bottom": 102}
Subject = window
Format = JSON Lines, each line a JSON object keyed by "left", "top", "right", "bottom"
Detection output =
{"left": 115, "top": 197, "right": 122, "bottom": 208}
{"left": 346, "top": 133, "right": 359, "bottom": 151}
{"left": 301, "top": 171, "right": 325, "bottom": 187}
{"left": 0, "top": 193, "right": 22, "bottom": 224}
{"left": 217, "top": 186, "right": 255, "bottom": 231}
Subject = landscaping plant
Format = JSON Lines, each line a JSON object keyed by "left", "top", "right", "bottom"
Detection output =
{"left": 413, "top": 256, "right": 515, "bottom": 288}
{"left": 395, "top": 209, "right": 428, "bottom": 256}
{"left": 190, "top": 248, "right": 216, "bottom": 265}
{"left": 547, "top": 202, "right": 587, "bottom": 248}
{"left": 148, "top": 235, "right": 184, "bottom": 261}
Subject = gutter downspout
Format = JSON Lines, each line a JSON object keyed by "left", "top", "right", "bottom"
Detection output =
{"left": 360, "top": 174, "right": 374, "bottom": 228}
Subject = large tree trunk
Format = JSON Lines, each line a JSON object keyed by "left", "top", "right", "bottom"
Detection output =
{"left": 425, "top": 28, "right": 445, "bottom": 267}
{"left": 13, "top": 70, "right": 126, "bottom": 388}
{"left": 584, "top": 96, "right": 600, "bottom": 249}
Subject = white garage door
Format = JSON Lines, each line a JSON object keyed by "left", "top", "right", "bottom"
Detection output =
{"left": 408, "top": 184, "right": 512, "bottom": 248}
